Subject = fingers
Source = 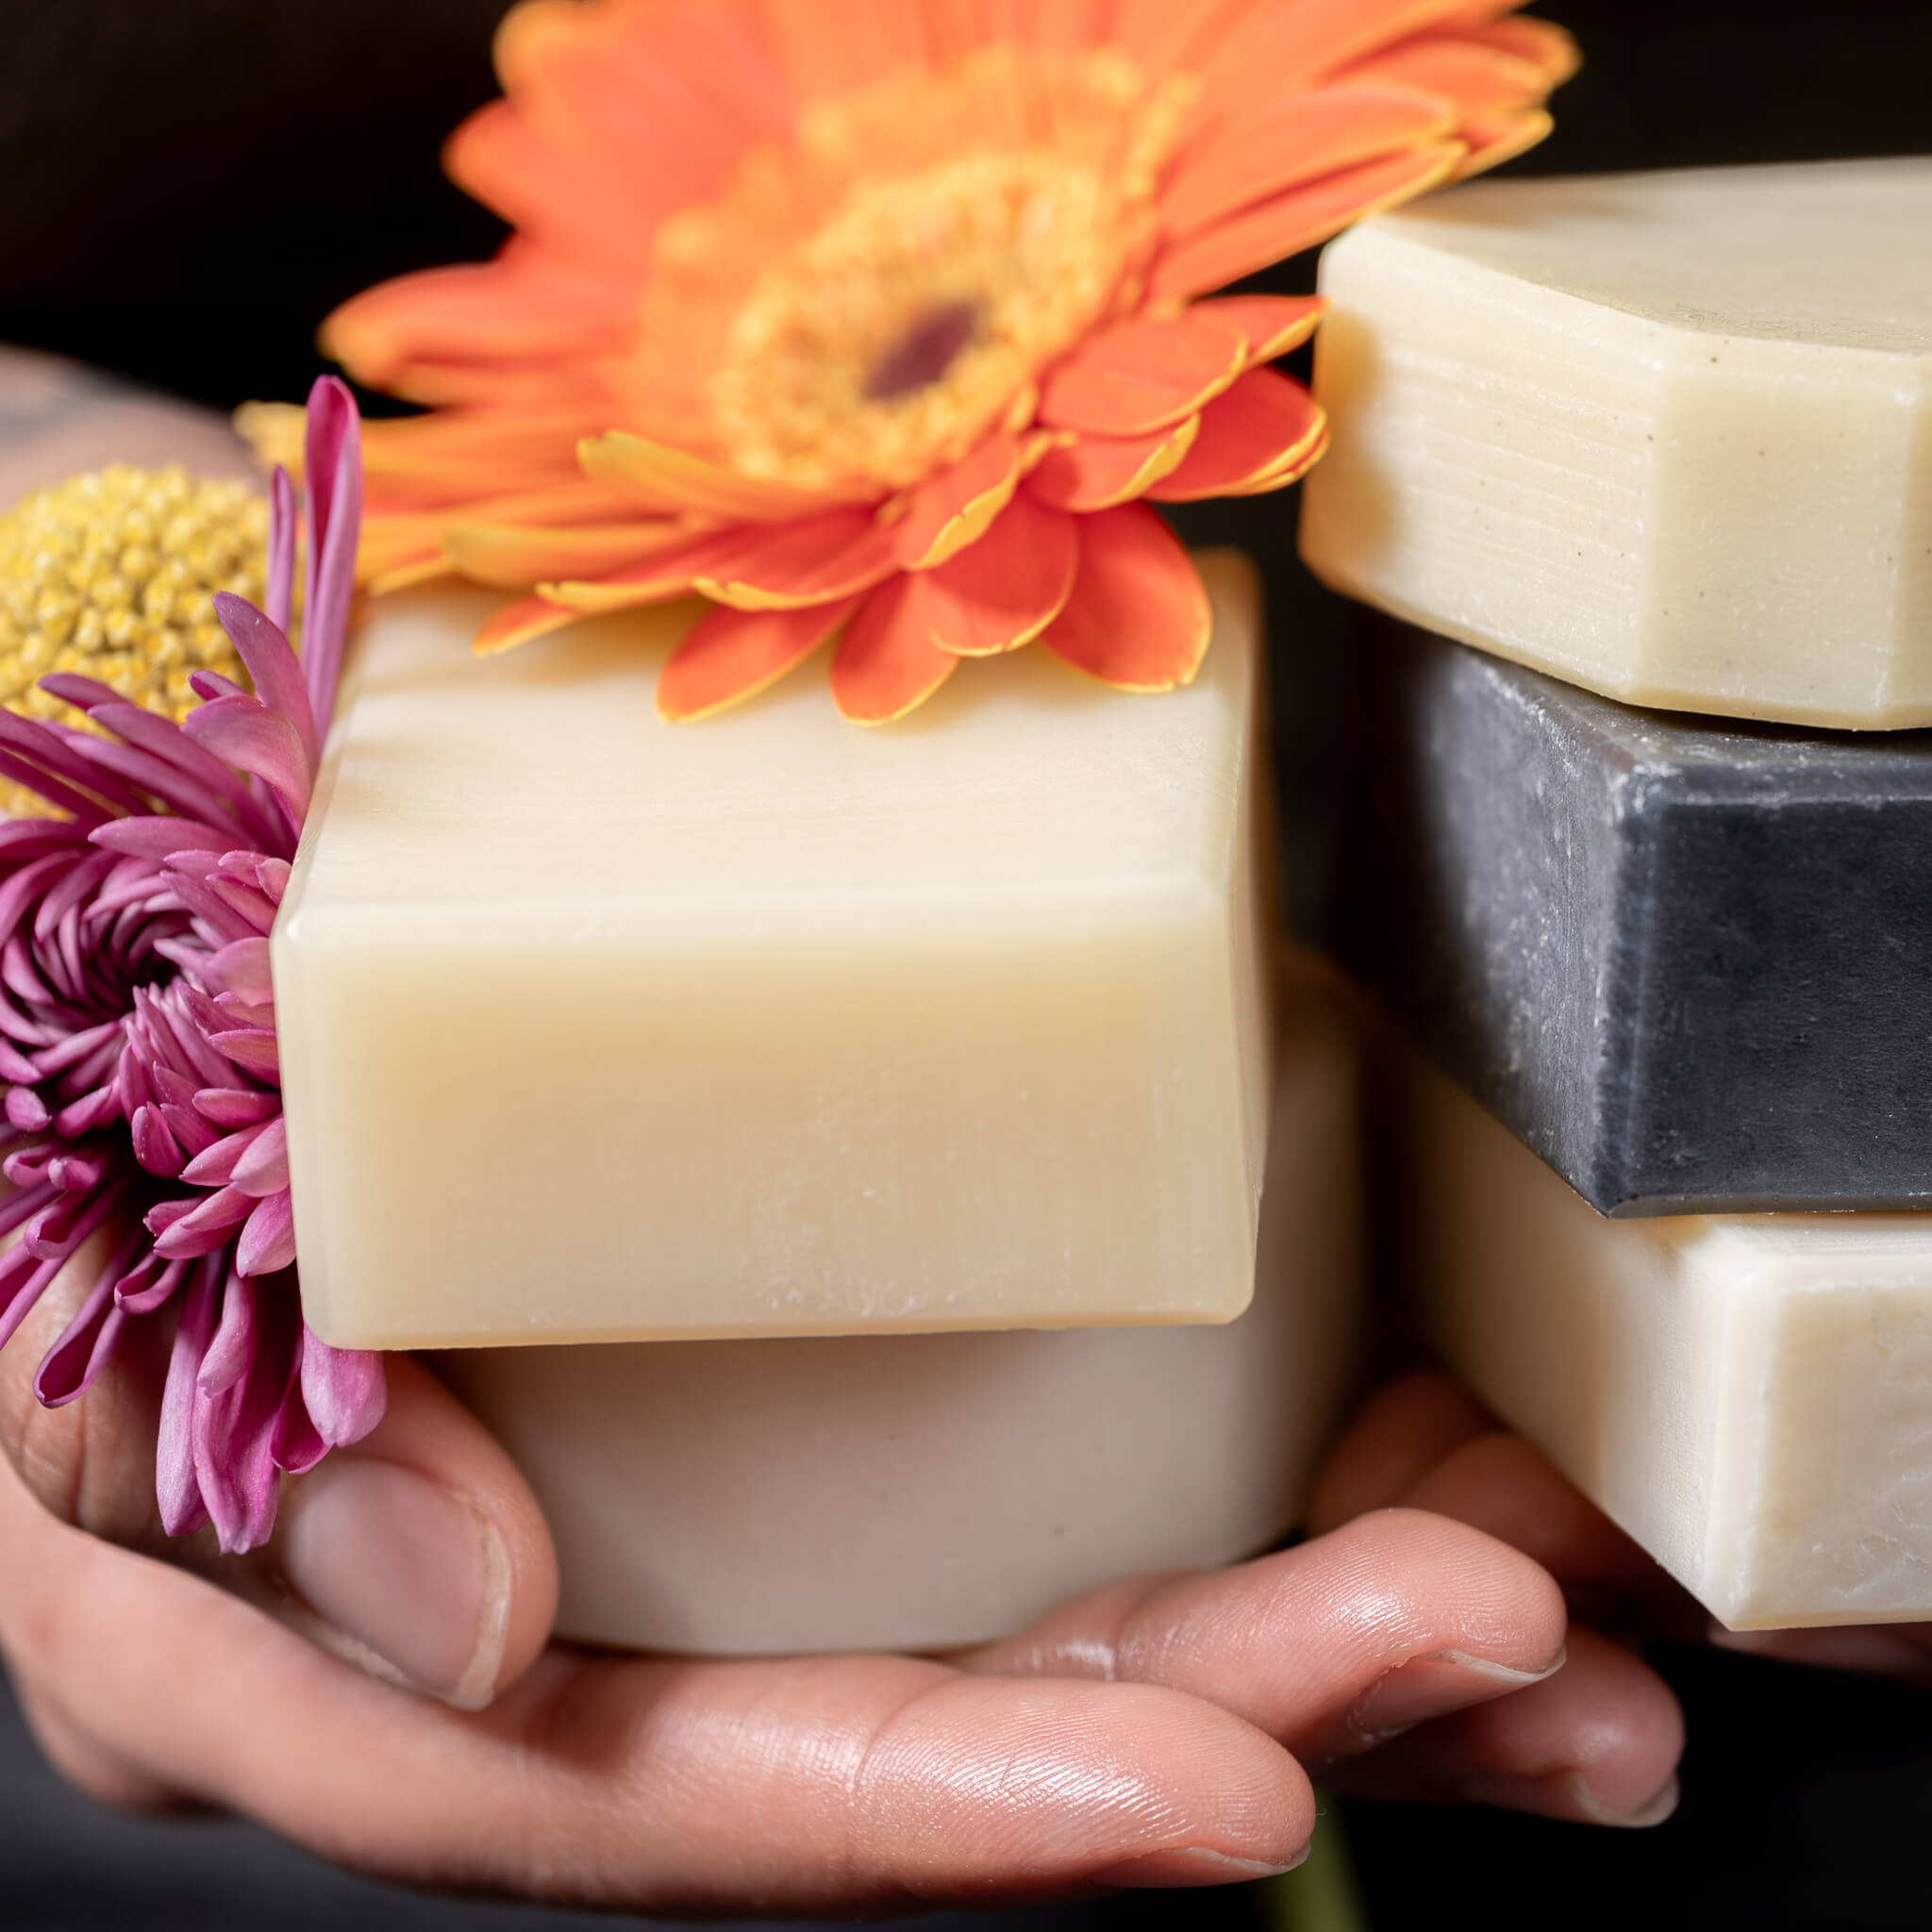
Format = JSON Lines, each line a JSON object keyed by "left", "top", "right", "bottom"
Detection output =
{"left": 9, "top": 1674, "right": 188, "bottom": 1816}
{"left": 1398, "top": 1428, "right": 1700, "bottom": 1637}
{"left": 0, "top": 1455, "right": 1312, "bottom": 1914}
{"left": 1307, "top": 1370, "right": 1492, "bottom": 1533}
{"left": 961, "top": 1508, "right": 1566, "bottom": 1765}
{"left": 1327, "top": 1624, "right": 1684, "bottom": 1827}
{"left": 1318, "top": 1371, "right": 1702, "bottom": 1636}
{"left": 0, "top": 1239, "right": 176, "bottom": 1548}
{"left": 272, "top": 1356, "right": 558, "bottom": 1708}
{"left": 0, "top": 1257, "right": 558, "bottom": 1708}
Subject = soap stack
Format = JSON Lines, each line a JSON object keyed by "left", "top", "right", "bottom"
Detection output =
{"left": 279, "top": 555, "right": 1365, "bottom": 1656}
{"left": 1300, "top": 158, "right": 1932, "bottom": 1631}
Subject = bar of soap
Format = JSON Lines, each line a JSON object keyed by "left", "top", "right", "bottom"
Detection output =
{"left": 1406, "top": 1052, "right": 1932, "bottom": 1630}
{"left": 277, "top": 555, "right": 1271, "bottom": 1346}
{"left": 1339, "top": 616, "right": 1932, "bottom": 1214}
{"left": 1300, "top": 160, "right": 1932, "bottom": 729}
{"left": 441, "top": 958, "right": 1360, "bottom": 1655}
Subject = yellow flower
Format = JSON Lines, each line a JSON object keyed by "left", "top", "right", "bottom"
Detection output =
{"left": 0, "top": 467, "right": 267, "bottom": 812}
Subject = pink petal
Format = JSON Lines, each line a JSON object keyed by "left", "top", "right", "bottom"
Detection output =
{"left": 209, "top": 1028, "right": 280, "bottom": 1079}
{"left": 236, "top": 1189, "right": 296, "bottom": 1276}
{"left": 157, "top": 1261, "right": 220, "bottom": 1537}
{"left": 193, "top": 1087, "right": 280, "bottom": 1128}
{"left": 232, "top": 1118, "right": 290, "bottom": 1196}
{"left": 181, "top": 695, "right": 311, "bottom": 824}
{"left": 90, "top": 817, "right": 233, "bottom": 862}
{"left": 299, "top": 1330, "right": 386, "bottom": 1451}
{"left": 202, "top": 936, "right": 274, "bottom": 1001}
{"left": 115, "top": 1251, "right": 189, "bottom": 1315}
{"left": 265, "top": 467, "right": 297, "bottom": 634}
{"left": 34, "top": 1222, "right": 143, "bottom": 1407}
{"left": 303, "top": 375, "right": 363, "bottom": 743}
{"left": 149, "top": 1184, "right": 256, "bottom": 1259}
{"left": 211, "top": 591, "right": 318, "bottom": 770}
{"left": 191, "top": 1271, "right": 290, "bottom": 1554}
{"left": 181, "top": 1121, "right": 269, "bottom": 1187}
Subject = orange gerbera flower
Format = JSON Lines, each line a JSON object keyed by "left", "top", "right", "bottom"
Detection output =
{"left": 300, "top": 0, "right": 1576, "bottom": 723}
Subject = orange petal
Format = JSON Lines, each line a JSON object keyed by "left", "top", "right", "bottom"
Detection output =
{"left": 441, "top": 519, "right": 698, "bottom": 591}
{"left": 692, "top": 508, "right": 902, "bottom": 612}
{"left": 830, "top": 579, "right": 959, "bottom": 724}
{"left": 759, "top": 0, "right": 932, "bottom": 105}
{"left": 474, "top": 594, "right": 583, "bottom": 657}
{"left": 1158, "top": 83, "right": 1456, "bottom": 241}
{"left": 900, "top": 496, "right": 1078, "bottom": 657}
{"left": 1466, "top": 15, "right": 1583, "bottom": 86}
{"left": 444, "top": 98, "right": 666, "bottom": 274}
{"left": 1453, "top": 107, "right": 1555, "bottom": 179}
{"left": 492, "top": 0, "right": 788, "bottom": 242}
{"left": 1149, "top": 142, "right": 1464, "bottom": 300}
{"left": 1189, "top": 0, "right": 1479, "bottom": 124}
{"left": 1148, "top": 369, "right": 1328, "bottom": 502}
{"left": 1187, "top": 294, "right": 1327, "bottom": 367}
{"left": 1037, "top": 505, "right": 1211, "bottom": 693}
{"left": 321, "top": 241, "right": 634, "bottom": 395}
{"left": 1027, "top": 418, "right": 1199, "bottom": 513}
{"left": 1039, "top": 312, "right": 1248, "bottom": 438}
{"left": 357, "top": 520, "right": 446, "bottom": 582}
{"left": 577, "top": 430, "right": 846, "bottom": 523}
{"left": 356, "top": 409, "right": 600, "bottom": 482}
{"left": 658, "top": 597, "right": 860, "bottom": 722}
{"left": 980, "top": 0, "right": 1119, "bottom": 56}
{"left": 893, "top": 435, "right": 1024, "bottom": 571}
{"left": 1342, "top": 37, "right": 1555, "bottom": 118}
{"left": 367, "top": 556, "right": 458, "bottom": 595}
{"left": 542, "top": 526, "right": 754, "bottom": 611}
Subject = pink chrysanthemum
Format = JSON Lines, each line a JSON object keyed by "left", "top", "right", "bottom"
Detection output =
{"left": 0, "top": 377, "right": 381, "bottom": 1553}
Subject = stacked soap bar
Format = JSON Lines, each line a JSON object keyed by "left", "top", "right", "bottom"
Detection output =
{"left": 1303, "top": 159, "right": 1932, "bottom": 1627}
{"left": 276, "top": 552, "right": 1367, "bottom": 1653}
{"left": 444, "top": 957, "right": 1363, "bottom": 1655}
{"left": 279, "top": 553, "right": 1274, "bottom": 1344}
{"left": 1340, "top": 620, "right": 1932, "bottom": 1216}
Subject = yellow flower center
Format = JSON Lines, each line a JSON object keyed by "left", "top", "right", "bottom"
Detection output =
{"left": 0, "top": 465, "right": 268, "bottom": 816}
{"left": 641, "top": 49, "right": 1192, "bottom": 495}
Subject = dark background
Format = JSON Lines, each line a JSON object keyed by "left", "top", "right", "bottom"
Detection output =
{"left": 1, "top": 1, "right": 1930, "bottom": 1926}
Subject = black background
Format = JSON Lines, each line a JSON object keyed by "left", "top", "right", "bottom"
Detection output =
{"left": 1, "top": 2, "right": 1929, "bottom": 1927}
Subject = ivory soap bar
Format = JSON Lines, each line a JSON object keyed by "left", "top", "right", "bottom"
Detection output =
{"left": 1340, "top": 616, "right": 1932, "bottom": 1214}
{"left": 276, "top": 556, "right": 1271, "bottom": 1347}
{"left": 1301, "top": 159, "right": 1932, "bottom": 729}
{"left": 441, "top": 958, "right": 1360, "bottom": 1655}
{"left": 1408, "top": 1058, "right": 1932, "bottom": 1629}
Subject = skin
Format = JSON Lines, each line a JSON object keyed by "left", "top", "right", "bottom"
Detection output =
{"left": 0, "top": 357, "right": 1688, "bottom": 1914}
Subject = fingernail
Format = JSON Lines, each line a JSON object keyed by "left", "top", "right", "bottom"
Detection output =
{"left": 280, "top": 1458, "right": 510, "bottom": 1710}
{"left": 1347, "top": 1643, "right": 1566, "bottom": 1742}
{"left": 1459, "top": 1768, "right": 1681, "bottom": 1829}
{"left": 1563, "top": 1771, "right": 1681, "bottom": 1829}
{"left": 1091, "top": 1845, "right": 1308, "bottom": 1889}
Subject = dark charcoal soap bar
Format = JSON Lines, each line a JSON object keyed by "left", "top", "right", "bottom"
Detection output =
{"left": 1337, "top": 616, "right": 1932, "bottom": 1215}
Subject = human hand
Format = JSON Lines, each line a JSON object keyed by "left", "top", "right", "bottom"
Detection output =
{"left": 2, "top": 1256, "right": 1686, "bottom": 1916}
{"left": 1309, "top": 1368, "right": 1932, "bottom": 1783}
{"left": 0, "top": 356, "right": 1680, "bottom": 1912}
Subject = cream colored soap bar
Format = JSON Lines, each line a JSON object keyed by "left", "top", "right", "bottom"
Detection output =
{"left": 441, "top": 960, "right": 1358, "bottom": 1655}
{"left": 1301, "top": 159, "right": 1932, "bottom": 728}
{"left": 1410, "top": 1060, "right": 1932, "bottom": 1629}
{"left": 276, "top": 555, "right": 1271, "bottom": 1348}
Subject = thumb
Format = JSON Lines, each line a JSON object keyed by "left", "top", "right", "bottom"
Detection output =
{"left": 0, "top": 1253, "right": 558, "bottom": 1710}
